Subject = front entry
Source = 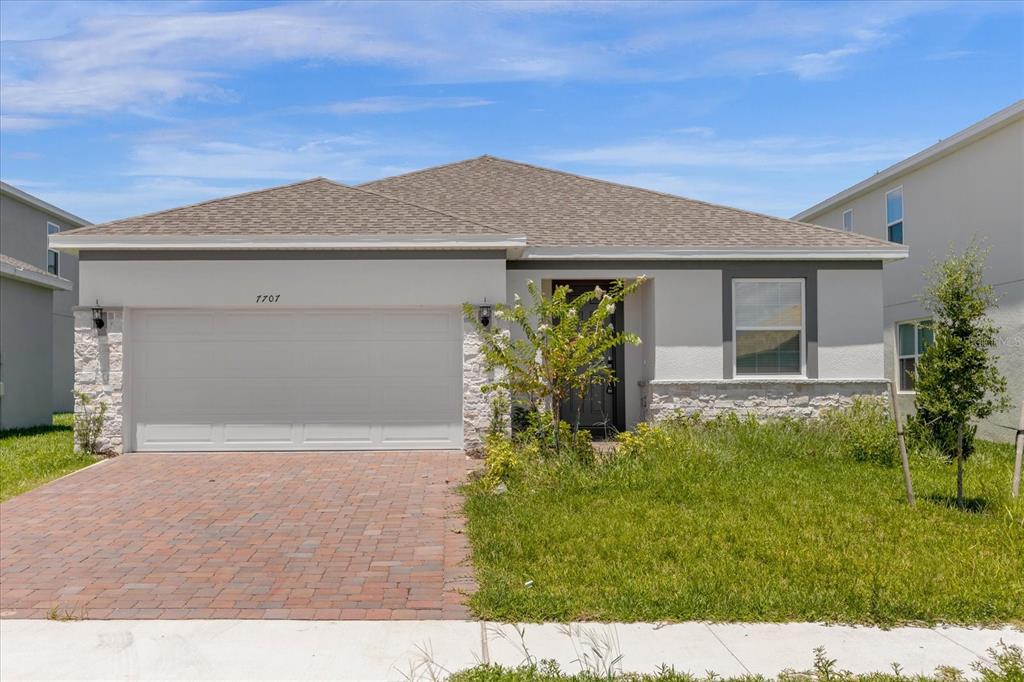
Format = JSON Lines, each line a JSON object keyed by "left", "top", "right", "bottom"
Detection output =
{"left": 553, "top": 281, "right": 626, "bottom": 437}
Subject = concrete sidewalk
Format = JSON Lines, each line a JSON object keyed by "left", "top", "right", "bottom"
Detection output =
{"left": 1, "top": 619, "right": 1020, "bottom": 680}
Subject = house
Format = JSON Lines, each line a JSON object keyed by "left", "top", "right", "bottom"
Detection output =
{"left": 0, "top": 183, "right": 88, "bottom": 429}
{"left": 49, "top": 157, "right": 906, "bottom": 454}
{"left": 794, "top": 101, "right": 1023, "bottom": 442}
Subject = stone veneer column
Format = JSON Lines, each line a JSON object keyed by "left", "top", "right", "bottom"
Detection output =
{"left": 73, "top": 307, "right": 125, "bottom": 454}
{"left": 462, "top": 318, "right": 499, "bottom": 454}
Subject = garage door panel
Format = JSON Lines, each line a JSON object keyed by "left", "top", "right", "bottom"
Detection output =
{"left": 376, "top": 340, "right": 456, "bottom": 377}
{"left": 381, "top": 422, "right": 458, "bottom": 444}
{"left": 131, "top": 308, "right": 462, "bottom": 451}
{"left": 302, "top": 422, "right": 374, "bottom": 444}
{"left": 222, "top": 423, "right": 296, "bottom": 444}
{"left": 296, "top": 341, "right": 376, "bottom": 376}
{"left": 217, "top": 311, "right": 298, "bottom": 338}
{"left": 299, "top": 311, "right": 375, "bottom": 339}
{"left": 137, "top": 423, "right": 216, "bottom": 446}
{"left": 138, "top": 311, "right": 216, "bottom": 339}
{"left": 381, "top": 311, "right": 453, "bottom": 338}
{"left": 135, "top": 342, "right": 229, "bottom": 379}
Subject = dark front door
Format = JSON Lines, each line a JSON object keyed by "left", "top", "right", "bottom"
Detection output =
{"left": 554, "top": 280, "right": 626, "bottom": 437}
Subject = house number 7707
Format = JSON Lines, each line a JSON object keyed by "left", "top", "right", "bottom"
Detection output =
{"left": 255, "top": 294, "right": 281, "bottom": 303}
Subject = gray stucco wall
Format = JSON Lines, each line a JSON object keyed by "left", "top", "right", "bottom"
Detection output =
{"left": 0, "top": 192, "right": 80, "bottom": 412}
{"left": 801, "top": 117, "right": 1023, "bottom": 441}
{"left": 0, "top": 277, "right": 54, "bottom": 429}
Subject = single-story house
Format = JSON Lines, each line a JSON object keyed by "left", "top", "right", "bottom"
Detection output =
{"left": 49, "top": 156, "right": 907, "bottom": 454}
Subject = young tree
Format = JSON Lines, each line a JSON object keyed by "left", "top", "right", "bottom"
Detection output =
{"left": 914, "top": 244, "right": 1008, "bottom": 507}
{"left": 463, "top": 277, "right": 646, "bottom": 455}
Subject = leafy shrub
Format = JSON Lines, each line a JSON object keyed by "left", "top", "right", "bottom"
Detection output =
{"left": 820, "top": 397, "right": 897, "bottom": 467}
{"left": 73, "top": 391, "right": 108, "bottom": 455}
{"left": 489, "top": 393, "right": 511, "bottom": 438}
{"left": 906, "top": 406, "right": 976, "bottom": 461}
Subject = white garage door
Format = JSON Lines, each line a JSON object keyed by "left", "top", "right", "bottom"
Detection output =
{"left": 130, "top": 309, "right": 463, "bottom": 451}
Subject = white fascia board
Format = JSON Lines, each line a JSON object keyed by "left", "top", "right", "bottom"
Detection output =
{"left": 0, "top": 182, "right": 91, "bottom": 227}
{"left": 48, "top": 233, "right": 529, "bottom": 251}
{"left": 793, "top": 100, "right": 1024, "bottom": 222}
{"left": 517, "top": 246, "right": 909, "bottom": 262}
{"left": 0, "top": 262, "right": 73, "bottom": 290}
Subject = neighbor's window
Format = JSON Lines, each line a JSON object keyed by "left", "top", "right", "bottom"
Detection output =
{"left": 842, "top": 209, "right": 853, "bottom": 231}
{"left": 47, "top": 222, "right": 60, "bottom": 276}
{"left": 897, "top": 320, "right": 933, "bottom": 392}
{"left": 885, "top": 187, "right": 903, "bottom": 243}
{"left": 734, "top": 279, "right": 804, "bottom": 376}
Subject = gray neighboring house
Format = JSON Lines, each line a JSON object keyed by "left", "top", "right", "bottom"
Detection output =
{"left": 0, "top": 182, "right": 89, "bottom": 428}
{"left": 794, "top": 100, "right": 1023, "bottom": 442}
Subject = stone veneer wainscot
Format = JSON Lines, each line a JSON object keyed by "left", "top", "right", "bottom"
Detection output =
{"left": 642, "top": 379, "right": 890, "bottom": 422}
{"left": 73, "top": 307, "right": 124, "bottom": 454}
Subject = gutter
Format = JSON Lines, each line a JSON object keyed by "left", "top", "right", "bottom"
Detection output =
{"left": 49, "top": 234, "right": 530, "bottom": 252}
{"left": 517, "top": 246, "right": 909, "bottom": 262}
{"left": 0, "top": 261, "right": 73, "bottom": 290}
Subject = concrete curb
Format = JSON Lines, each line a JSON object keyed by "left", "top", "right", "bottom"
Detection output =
{"left": 1, "top": 620, "right": 1021, "bottom": 681}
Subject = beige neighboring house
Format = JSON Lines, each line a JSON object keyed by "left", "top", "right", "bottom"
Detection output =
{"left": 0, "top": 182, "right": 89, "bottom": 428}
{"left": 794, "top": 100, "right": 1023, "bottom": 442}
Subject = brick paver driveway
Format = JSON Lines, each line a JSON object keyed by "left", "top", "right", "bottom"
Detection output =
{"left": 0, "top": 452, "right": 476, "bottom": 620}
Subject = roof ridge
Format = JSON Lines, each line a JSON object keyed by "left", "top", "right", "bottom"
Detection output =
{"left": 325, "top": 176, "right": 512, "bottom": 236}
{"left": 66, "top": 177, "right": 331, "bottom": 234}
{"left": 477, "top": 156, "right": 895, "bottom": 247}
{"left": 357, "top": 155, "right": 491, "bottom": 188}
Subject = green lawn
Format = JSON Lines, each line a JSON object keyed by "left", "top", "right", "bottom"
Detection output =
{"left": 0, "top": 413, "right": 97, "bottom": 502}
{"left": 463, "top": 418, "right": 1024, "bottom": 625}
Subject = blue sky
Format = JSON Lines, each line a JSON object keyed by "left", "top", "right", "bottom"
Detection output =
{"left": 1, "top": 0, "right": 1022, "bottom": 224}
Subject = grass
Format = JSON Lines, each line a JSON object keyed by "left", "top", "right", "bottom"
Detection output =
{"left": 0, "top": 413, "right": 97, "bottom": 502}
{"left": 448, "top": 638, "right": 1024, "bottom": 681}
{"left": 463, "top": 416, "right": 1024, "bottom": 625}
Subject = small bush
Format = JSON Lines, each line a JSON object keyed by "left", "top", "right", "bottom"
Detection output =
{"left": 73, "top": 392, "right": 108, "bottom": 455}
{"left": 820, "top": 397, "right": 897, "bottom": 467}
{"left": 481, "top": 433, "right": 534, "bottom": 489}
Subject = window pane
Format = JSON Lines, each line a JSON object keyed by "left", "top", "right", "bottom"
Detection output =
{"left": 734, "top": 281, "right": 802, "bottom": 327}
{"left": 917, "top": 323, "right": 934, "bottom": 354}
{"left": 886, "top": 188, "right": 903, "bottom": 223}
{"left": 898, "top": 323, "right": 916, "bottom": 356}
{"left": 842, "top": 210, "right": 853, "bottom": 231}
{"left": 736, "top": 330, "right": 801, "bottom": 375}
{"left": 47, "top": 250, "right": 59, "bottom": 276}
{"left": 47, "top": 223, "right": 60, "bottom": 235}
{"left": 887, "top": 221, "right": 903, "bottom": 244}
{"left": 899, "top": 357, "right": 916, "bottom": 391}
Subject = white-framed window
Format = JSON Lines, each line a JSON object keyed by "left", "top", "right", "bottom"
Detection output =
{"left": 885, "top": 186, "right": 903, "bottom": 244}
{"left": 733, "top": 278, "right": 805, "bottom": 376}
{"left": 842, "top": 209, "right": 853, "bottom": 232}
{"left": 47, "top": 222, "right": 60, "bottom": 276}
{"left": 896, "top": 319, "right": 933, "bottom": 392}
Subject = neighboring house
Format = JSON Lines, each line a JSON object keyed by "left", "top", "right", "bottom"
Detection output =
{"left": 0, "top": 183, "right": 88, "bottom": 428}
{"left": 794, "top": 101, "right": 1023, "bottom": 442}
{"left": 49, "top": 157, "right": 906, "bottom": 454}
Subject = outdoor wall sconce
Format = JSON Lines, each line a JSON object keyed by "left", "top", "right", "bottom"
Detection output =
{"left": 478, "top": 303, "right": 492, "bottom": 328}
{"left": 92, "top": 306, "right": 105, "bottom": 329}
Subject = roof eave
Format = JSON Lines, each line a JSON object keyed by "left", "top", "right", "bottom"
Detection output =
{"left": 0, "top": 262, "right": 74, "bottom": 290}
{"left": 49, "top": 233, "right": 529, "bottom": 252}
{"left": 0, "top": 182, "right": 91, "bottom": 228}
{"left": 516, "top": 246, "right": 909, "bottom": 262}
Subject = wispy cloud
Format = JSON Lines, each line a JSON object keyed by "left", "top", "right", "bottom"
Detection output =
{"left": 319, "top": 96, "right": 494, "bottom": 115}
{"left": 542, "top": 128, "right": 923, "bottom": 170}
{"left": 2, "top": 0, "right": 991, "bottom": 126}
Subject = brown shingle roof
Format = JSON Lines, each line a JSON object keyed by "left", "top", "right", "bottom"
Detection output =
{"left": 67, "top": 178, "right": 504, "bottom": 238}
{"left": 363, "top": 156, "right": 896, "bottom": 250}
{"left": 1, "top": 253, "right": 51, "bottom": 276}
